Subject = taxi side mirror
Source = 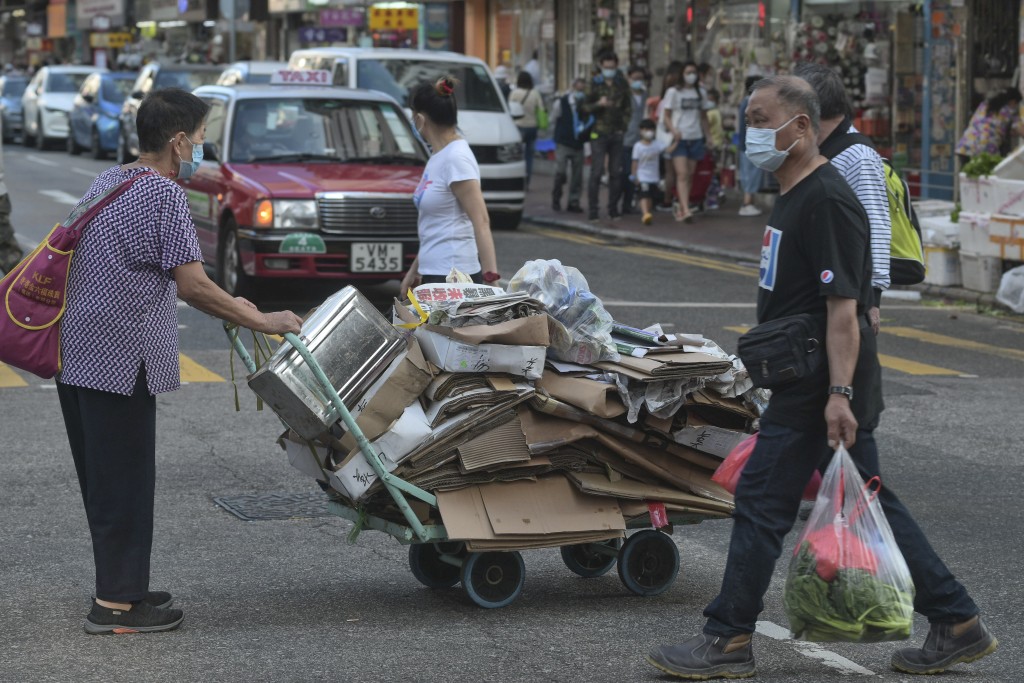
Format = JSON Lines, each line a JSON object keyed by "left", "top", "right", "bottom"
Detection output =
{"left": 203, "top": 141, "right": 219, "bottom": 162}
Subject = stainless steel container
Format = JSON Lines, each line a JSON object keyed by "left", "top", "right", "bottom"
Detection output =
{"left": 248, "top": 286, "right": 406, "bottom": 439}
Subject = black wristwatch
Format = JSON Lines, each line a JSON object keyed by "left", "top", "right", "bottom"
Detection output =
{"left": 828, "top": 385, "right": 854, "bottom": 401}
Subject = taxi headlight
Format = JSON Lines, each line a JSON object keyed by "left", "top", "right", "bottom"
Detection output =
{"left": 274, "top": 200, "right": 319, "bottom": 230}
{"left": 496, "top": 142, "right": 524, "bottom": 163}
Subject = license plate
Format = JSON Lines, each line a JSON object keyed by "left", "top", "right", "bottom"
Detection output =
{"left": 351, "top": 243, "right": 402, "bottom": 273}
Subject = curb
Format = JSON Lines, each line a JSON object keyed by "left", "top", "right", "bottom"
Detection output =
{"left": 523, "top": 213, "right": 761, "bottom": 265}
{"left": 525, "top": 213, "right": 1015, "bottom": 313}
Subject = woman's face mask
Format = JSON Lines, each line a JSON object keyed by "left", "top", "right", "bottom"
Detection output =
{"left": 174, "top": 133, "right": 203, "bottom": 179}
{"left": 684, "top": 72, "right": 698, "bottom": 86}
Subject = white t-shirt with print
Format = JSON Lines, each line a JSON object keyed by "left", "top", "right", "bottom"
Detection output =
{"left": 413, "top": 139, "right": 481, "bottom": 276}
{"left": 632, "top": 140, "right": 666, "bottom": 184}
{"left": 666, "top": 86, "right": 713, "bottom": 140}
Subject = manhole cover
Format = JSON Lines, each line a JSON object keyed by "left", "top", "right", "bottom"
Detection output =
{"left": 213, "top": 492, "right": 335, "bottom": 521}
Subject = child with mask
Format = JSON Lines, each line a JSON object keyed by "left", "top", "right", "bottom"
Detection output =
{"left": 630, "top": 118, "right": 677, "bottom": 225}
{"left": 619, "top": 66, "right": 648, "bottom": 215}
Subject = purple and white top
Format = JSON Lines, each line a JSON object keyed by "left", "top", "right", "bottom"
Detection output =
{"left": 59, "top": 166, "right": 203, "bottom": 396}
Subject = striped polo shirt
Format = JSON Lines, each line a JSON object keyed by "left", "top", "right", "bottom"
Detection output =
{"left": 829, "top": 126, "right": 891, "bottom": 294}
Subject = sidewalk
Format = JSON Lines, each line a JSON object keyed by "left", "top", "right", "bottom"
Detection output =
{"left": 524, "top": 156, "right": 764, "bottom": 263}
{"left": 522, "top": 156, "right": 1005, "bottom": 309}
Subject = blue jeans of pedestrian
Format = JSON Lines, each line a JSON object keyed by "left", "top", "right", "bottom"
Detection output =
{"left": 703, "top": 417, "right": 979, "bottom": 638}
{"left": 519, "top": 126, "right": 538, "bottom": 186}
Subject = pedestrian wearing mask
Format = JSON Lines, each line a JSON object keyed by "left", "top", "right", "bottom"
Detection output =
{"left": 0, "top": 122, "right": 23, "bottom": 274}
{"left": 663, "top": 61, "right": 714, "bottom": 223}
{"left": 581, "top": 51, "right": 633, "bottom": 221}
{"left": 646, "top": 76, "right": 996, "bottom": 680}
{"left": 619, "top": 66, "right": 648, "bottom": 216}
{"left": 550, "top": 78, "right": 590, "bottom": 213}
{"left": 508, "top": 71, "right": 545, "bottom": 191}
{"left": 402, "top": 77, "right": 499, "bottom": 292}
{"left": 654, "top": 61, "right": 685, "bottom": 213}
{"left": 630, "top": 118, "right": 677, "bottom": 225}
{"left": 57, "top": 88, "right": 303, "bottom": 635}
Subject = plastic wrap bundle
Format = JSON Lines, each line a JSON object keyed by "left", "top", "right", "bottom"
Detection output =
{"left": 507, "top": 259, "right": 620, "bottom": 364}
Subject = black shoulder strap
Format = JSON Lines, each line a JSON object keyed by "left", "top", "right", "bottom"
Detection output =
{"left": 818, "top": 117, "right": 875, "bottom": 159}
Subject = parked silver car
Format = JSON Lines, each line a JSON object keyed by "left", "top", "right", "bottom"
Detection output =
{"left": 22, "top": 65, "right": 102, "bottom": 149}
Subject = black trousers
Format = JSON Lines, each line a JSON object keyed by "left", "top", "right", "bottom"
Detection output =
{"left": 57, "top": 366, "right": 156, "bottom": 602}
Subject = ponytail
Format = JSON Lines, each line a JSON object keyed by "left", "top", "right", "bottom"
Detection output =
{"left": 411, "top": 75, "right": 460, "bottom": 128}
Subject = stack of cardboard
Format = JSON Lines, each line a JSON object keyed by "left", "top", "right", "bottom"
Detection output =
{"left": 277, "top": 282, "right": 762, "bottom": 550}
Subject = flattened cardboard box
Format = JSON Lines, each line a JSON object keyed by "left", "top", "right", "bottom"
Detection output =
{"left": 338, "top": 337, "right": 433, "bottom": 452}
{"left": 437, "top": 475, "right": 625, "bottom": 542}
{"left": 414, "top": 328, "right": 545, "bottom": 380}
{"left": 536, "top": 371, "right": 626, "bottom": 419}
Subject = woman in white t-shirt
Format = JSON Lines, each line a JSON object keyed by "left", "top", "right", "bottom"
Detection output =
{"left": 663, "top": 61, "right": 713, "bottom": 223}
{"left": 400, "top": 76, "right": 499, "bottom": 294}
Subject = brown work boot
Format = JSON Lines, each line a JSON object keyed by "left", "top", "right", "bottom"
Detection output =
{"left": 891, "top": 615, "right": 997, "bottom": 674}
{"left": 647, "top": 633, "right": 755, "bottom": 679}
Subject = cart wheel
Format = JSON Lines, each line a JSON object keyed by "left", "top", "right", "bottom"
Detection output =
{"left": 461, "top": 551, "right": 525, "bottom": 608}
{"left": 617, "top": 530, "right": 680, "bottom": 597}
{"left": 560, "top": 538, "right": 622, "bottom": 578}
{"left": 409, "top": 542, "right": 464, "bottom": 589}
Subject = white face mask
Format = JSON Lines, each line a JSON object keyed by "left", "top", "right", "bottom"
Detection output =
{"left": 684, "top": 73, "right": 698, "bottom": 85}
{"left": 744, "top": 115, "right": 801, "bottom": 172}
{"left": 641, "top": 130, "right": 655, "bottom": 140}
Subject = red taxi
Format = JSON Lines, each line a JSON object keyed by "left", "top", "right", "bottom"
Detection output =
{"left": 181, "top": 73, "right": 426, "bottom": 297}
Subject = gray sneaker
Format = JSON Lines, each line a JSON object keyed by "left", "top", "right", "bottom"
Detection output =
{"left": 891, "top": 615, "right": 997, "bottom": 674}
{"left": 647, "top": 633, "right": 755, "bottom": 679}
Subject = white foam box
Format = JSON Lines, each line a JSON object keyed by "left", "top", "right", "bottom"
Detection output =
{"left": 919, "top": 215, "right": 960, "bottom": 249}
{"left": 913, "top": 199, "right": 956, "bottom": 218}
{"left": 923, "top": 246, "right": 962, "bottom": 287}
{"left": 985, "top": 214, "right": 1024, "bottom": 261}
{"left": 956, "top": 212, "right": 997, "bottom": 257}
{"left": 959, "top": 173, "right": 1024, "bottom": 217}
{"left": 959, "top": 251, "right": 1003, "bottom": 293}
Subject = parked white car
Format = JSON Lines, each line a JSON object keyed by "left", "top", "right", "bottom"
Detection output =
{"left": 22, "top": 65, "right": 103, "bottom": 150}
{"left": 287, "top": 48, "right": 526, "bottom": 229}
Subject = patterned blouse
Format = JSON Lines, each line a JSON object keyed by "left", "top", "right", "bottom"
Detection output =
{"left": 955, "top": 102, "right": 1019, "bottom": 157}
{"left": 59, "top": 166, "right": 203, "bottom": 396}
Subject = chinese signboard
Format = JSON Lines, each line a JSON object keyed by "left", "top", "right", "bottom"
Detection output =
{"left": 368, "top": 6, "right": 418, "bottom": 31}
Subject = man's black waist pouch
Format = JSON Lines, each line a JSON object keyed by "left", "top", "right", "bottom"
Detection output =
{"left": 737, "top": 314, "right": 825, "bottom": 389}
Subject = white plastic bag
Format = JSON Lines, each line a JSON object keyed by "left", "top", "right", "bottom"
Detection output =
{"left": 996, "top": 265, "right": 1024, "bottom": 313}
{"left": 507, "top": 259, "right": 619, "bottom": 364}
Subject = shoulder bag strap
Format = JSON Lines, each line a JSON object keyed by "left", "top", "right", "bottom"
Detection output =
{"left": 65, "top": 171, "right": 157, "bottom": 236}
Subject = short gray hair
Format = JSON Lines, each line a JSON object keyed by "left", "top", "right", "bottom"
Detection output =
{"left": 792, "top": 62, "right": 852, "bottom": 120}
{"left": 751, "top": 75, "right": 821, "bottom": 134}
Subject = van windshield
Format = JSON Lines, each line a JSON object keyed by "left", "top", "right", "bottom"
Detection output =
{"left": 356, "top": 60, "right": 504, "bottom": 112}
{"left": 230, "top": 97, "right": 428, "bottom": 165}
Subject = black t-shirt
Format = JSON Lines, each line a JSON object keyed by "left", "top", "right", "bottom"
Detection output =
{"left": 756, "top": 163, "right": 883, "bottom": 431}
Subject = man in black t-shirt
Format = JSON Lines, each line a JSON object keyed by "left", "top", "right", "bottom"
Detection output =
{"left": 647, "top": 76, "right": 995, "bottom": 680}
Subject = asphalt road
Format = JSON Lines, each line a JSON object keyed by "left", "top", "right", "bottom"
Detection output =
{"left": 1, "top": 143, "right": 1022, "bottom": 682}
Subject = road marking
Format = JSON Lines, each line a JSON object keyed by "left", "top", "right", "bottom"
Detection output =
{"left": 71, "top": 168, "right": 98, "bottom": 179}
{"left": 25, "top": 154, "right": 58, "bottom": 167}
{"left": 724, "top": 326, "right": 967, "bottom": 376}
{"left": 876, "top": 353, "right": 965, "bottom": 377}
{"left": 756, "top": 621, "right": 875, "bottom": 675}
{"left": 882, "top": 326, "right": 1024, "bottom": 362}
{"left": 528, "top": 226, "right": 609, "bottom": 246}
{"left": 602, "top": 301, "right": 756, "bottom": 308}
{"left": 0, "top": 363, "right": 29, "bottom": 388}
{"left": 38, "top": 189, "right": 81, "bottom": 206}
{"left": 178, "top": 353, "right": 225, "bottom": 383}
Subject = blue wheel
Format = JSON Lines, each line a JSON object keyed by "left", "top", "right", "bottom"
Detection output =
{"left": 560, "top": 538, "right": 622, "bottom": 578}
{"left": 461, "top": 551, "right": 525, "bottom": 608}
{"left": 409, "top": 542, "right": 463, "bottom": 589}
{"left": 617, "top": 530, "right": 680, "bottom": 597}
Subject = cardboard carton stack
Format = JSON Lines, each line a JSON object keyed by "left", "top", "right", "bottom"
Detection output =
{"left": 278, "top": 281, "right": 762, "bottom": 551}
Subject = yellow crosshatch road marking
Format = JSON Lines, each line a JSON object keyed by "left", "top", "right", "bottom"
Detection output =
{"left": 179, "top": 354, "right": 225, "bottom": 383}
{"left": 882, "top": 326, "right": 1024, "bottom": 362}
{"left": 0, "top": 363, "right": 28, "bottom": 388}
{"left": 722, "top": 326, "right": 965, "bottom": 377}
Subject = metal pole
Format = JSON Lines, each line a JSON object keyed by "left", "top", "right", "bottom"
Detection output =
{"left": 229, "top": 0, "right": 237, "bottom": 63}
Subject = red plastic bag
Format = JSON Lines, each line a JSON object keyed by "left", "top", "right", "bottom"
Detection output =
{"left": 711, "top": 432, "right": 757, "bottom": 494}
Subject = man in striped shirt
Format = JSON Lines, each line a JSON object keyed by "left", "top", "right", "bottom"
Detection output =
{"left": 795, "top": 63, "right": 890, "bottom": 334}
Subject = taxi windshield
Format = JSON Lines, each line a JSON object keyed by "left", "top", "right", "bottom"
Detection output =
{"left": 230, "top": 98, "right": 427, "bottom": 165}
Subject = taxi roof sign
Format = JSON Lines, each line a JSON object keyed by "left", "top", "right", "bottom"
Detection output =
{"left": 270, "top": 69, "right": 332, "bottom": 85}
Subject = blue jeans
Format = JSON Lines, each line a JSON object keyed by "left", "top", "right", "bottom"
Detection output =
{"left": 703, "top": 418, "right": 979, "bottom": 638}
{"left": 519, "top": 126, "right": 538, "bottom": 185}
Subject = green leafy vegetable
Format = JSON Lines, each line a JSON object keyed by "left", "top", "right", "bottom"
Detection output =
{"left": 784, "top": 542, "right": 913, "bottom": 642}
{"left": 962, "top": 153, "right": 1003, "bottom": 179}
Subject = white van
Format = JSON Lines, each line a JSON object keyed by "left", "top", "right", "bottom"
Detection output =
{"left": 287, "top": 48, "right": 526, "bottom": 229}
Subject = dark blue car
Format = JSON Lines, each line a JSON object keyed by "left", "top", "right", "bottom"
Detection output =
{"left": 68, "top": 71, "right": 136, "bottom": 159}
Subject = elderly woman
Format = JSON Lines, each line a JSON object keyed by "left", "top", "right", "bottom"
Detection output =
{"left": 57, "top": 88, "right": 302, "bottom": 635}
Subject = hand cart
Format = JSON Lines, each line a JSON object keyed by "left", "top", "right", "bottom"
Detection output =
{"left": 226, "top": 323, "right": 722, "bottom": 608}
